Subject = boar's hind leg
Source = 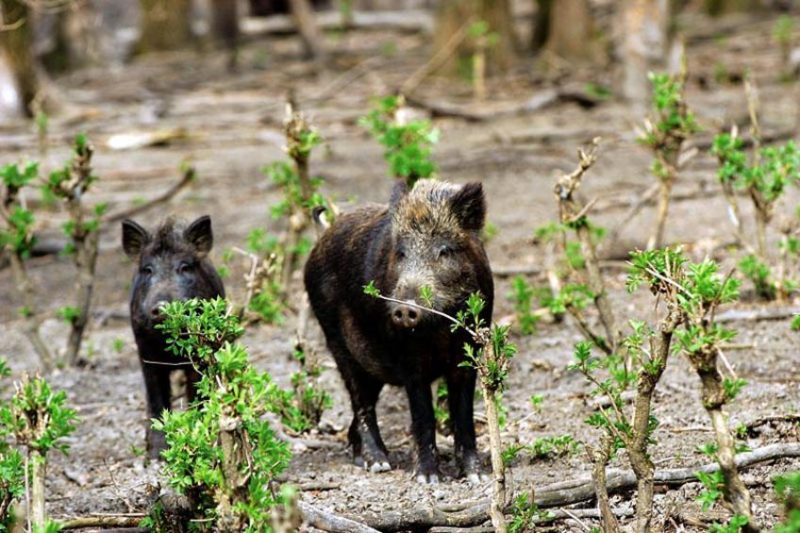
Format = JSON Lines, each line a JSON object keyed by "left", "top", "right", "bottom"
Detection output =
{"left": 185, "top": 367, "right": 202, "bottom": 404}
{"left": 406, "top": 382, "right": 440, "bottom": 483}
{"left": 447, "top": 367, "right": 483, "bottom": 482}
{"left": 331, "top": 342, "right": 390, "bottom": 472}
{"left": 142, "top": 364, "right": 171, "bottom": 460}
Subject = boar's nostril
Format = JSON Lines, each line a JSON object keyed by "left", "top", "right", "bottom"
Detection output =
{"left": 149, "top": 302, "right": 167, "bottom": 319}
{"left": 391, "top": 304, "right": 421, "bottom": 328}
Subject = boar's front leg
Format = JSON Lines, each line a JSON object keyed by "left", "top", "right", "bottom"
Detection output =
{"left": 406, "top": 381, "right": 440, "bottom": 483}
{"left": 447, "top": 366, "right": 483, "bottom": 482}
{"left": 141, "top": 363, "right": 171, "bottom": 460}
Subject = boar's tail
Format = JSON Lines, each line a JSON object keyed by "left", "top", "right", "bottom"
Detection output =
{"left": 312, "top": 205, "right": 332, "bottom": 231}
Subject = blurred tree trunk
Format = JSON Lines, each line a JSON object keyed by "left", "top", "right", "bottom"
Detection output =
{"left": 432, "top": 0, "right": 516, "bottom": 76}
{"left": 0, "top": 0, "right": 38, "bottom": 116}
{"left": 704, "top": 0, "right": 763, "bottom": 16}
{"left": 288, "top": 0, "right": 326, "bottom": 60}
{"left": 211, "top": 0, "right": 239, "bottom": 70}
{"left": 138, "top": 0, "right": 193, "bottom": 53}
{"left": 619, "top": 0, "right": 669, "bottom": 111}
{"left": 543, "top": 0, "right": 602, "bottom": 63}
{"left": 531, "top": 0, "right": 552, "bottom": 52}
{"left": 41, "top": 11, "right": 71, "bottom": 73}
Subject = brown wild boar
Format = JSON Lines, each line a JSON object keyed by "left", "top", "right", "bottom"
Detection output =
{"left": 304, "top": 179, "right": 493, "bottom": 483}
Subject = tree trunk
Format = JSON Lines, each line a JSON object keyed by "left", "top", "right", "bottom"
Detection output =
{"left": 432, "top": 0, "right": 516, "bottom": 76}
{"left": 29, "top": 451, "right": 46, "bottom": 530}
{"left": 288, "top": 0, "right": 327, "bottom": 60}
{"left": 211, "top": 0, "right": 239, "bottom": 70}
{"left": 0, "top": 0, "right": 38, "bottom": 116}
{"left": 544, "top": 0, "right": 602, "bottom": 64}
{"left": 531, "top": 0, "right": 553, "bottom": 52}
{"left": 704, "top": 0, "right": 763, "bottom": 16}
{"left": 619, "top": 0, "right": 669, "bottom": 111}
{"left": 137, "top": 0, "right": 193, "bottom": 53}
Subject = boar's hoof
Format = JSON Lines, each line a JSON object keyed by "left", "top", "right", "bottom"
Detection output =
{"left": 415, "top": 471, "right": 440, "bottom": 484}
{"left": 368, "top": 461, "right": 391, "bottom": 473}
{"left": 460, "top": 452, "right": 484, "bottom": 483}
{"left": 354, "top": 448, "right": 391, "bottom": 473}
{"left": 466, "top": 472, "right": 489, "bottom": 484}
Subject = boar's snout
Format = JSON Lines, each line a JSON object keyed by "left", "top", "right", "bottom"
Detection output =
{"left": 390, "top": 301, "right": 422, "bottom": 329}
{"left": 147, "top": 298, "right": 171, "bottom": 322}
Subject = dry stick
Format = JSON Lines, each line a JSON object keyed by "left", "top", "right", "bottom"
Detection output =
{"left": 717, "top": 129, "right": 751, "bottom": 253}
{"left": 627, "top": 308, "right": 681, "bottom": 533}
{"left": 481, "top": 371, "right": 507, "bottom": 533}
{"left": 606, "top": 183, "right": 659, "bottom": 245}
{"left": 352, "top": 443, "right": 800, "bottom": 531}
{"left": 588, "top": 436, "right": 619, "bottom": 533}
{"left": 63, "top": 141, "right": 98, "bottom": 365}
{"left": 473, "top": 33, "right": 486, "bottom": 101}
{"left": 29, "top": 451, "right": 45, "bottom": 530}
{"left": 647, "top": 149, "right": 678, "bottom": 251}
{"left": 297, "top": 502, "right": 380, "bottom": 533}
{"left": 288, "top": 0, "right": 326, "bottom": 60}
{"left": 692, "top": 355, "right": 758, "bottom": 531}
{"left": 280, "top": 102, "right": 315, "bottom": 294}
{"left": 60, "top": 515, "right": 146, "bottom": 530}
{"left": 8, "top": 252, "right": 52, "bottom": 370}
{"left": 744, "top": 79, "right": 769, "bottom": 263}
{"left": 400, "top": 17, "right": 474, "bottom": 95}
{"left": 217, "top": 413, "right": 251, "bottom": 530}
{"left": 554, "top": 138, "right": 619, "bottom": 353}
{"left": 0, "top": 191, "right": 53, "bottom": 371}
{"left": 103, "top": 165, "right": 195, "bottom": 225}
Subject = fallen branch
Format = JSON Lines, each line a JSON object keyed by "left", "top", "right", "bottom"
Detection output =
{"left": 103, "top": 164, "right": 196, "bottom": 225}
{"left": 241, "top": 9, "right": 434, "bottom": 37}
{"left": 298, "top": 501, "right": 381, "bottom": 533}
{"left": 687, "top": 127, "right": 796, "bottom": 152}
{"left": 353, "top": 443, "right": 800, "bottom": 531}
{"left": 715, "top": 306, "right": 800, "bottom": 323}
{"left": 59, "top": 515, "right": 146, "bottom": 529}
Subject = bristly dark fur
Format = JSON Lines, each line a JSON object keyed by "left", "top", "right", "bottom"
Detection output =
{"left": 122, "top": 215, "right": 224, "bottom": 460}
{"left": 304, "top": 179, "right": 493, "bottom": 482}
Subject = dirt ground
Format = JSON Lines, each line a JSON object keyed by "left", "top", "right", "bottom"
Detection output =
{"left": 1, "top": 8, "right": 799, "bottom": 532}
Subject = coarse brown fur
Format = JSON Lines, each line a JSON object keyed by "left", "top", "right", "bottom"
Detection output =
{"left": 304, "top": 179, "right": 493, "bottom": 482}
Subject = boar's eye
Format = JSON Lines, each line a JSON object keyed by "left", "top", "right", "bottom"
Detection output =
{"left": 140, "top": 264, "right": 154, "bottom": 277}
{"left": 395, "top": 249, "right": 406, "bottom": 261}
{"left": 437, "top": 245, "right": 454, "bottom": 259}
{"left": 178, "top": 261, "right": 195, "bottom": 274}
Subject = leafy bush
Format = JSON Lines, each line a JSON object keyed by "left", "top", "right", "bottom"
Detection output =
{"left": 154, "top": 298, "right": 296, "bottom": 530}
{"left": 360, "top": 95, "right": 439, "bottom": 186}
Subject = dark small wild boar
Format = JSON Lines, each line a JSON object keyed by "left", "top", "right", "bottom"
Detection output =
{"left": 122, "top": 216, "right": 225, "bottom": 459}
{"left": 304, "top": 179, "right": 493, "bottom": 483}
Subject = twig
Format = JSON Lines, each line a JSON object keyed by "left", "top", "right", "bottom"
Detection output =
{"left": 298, "top": 501, "right": 380, "bottom": 533}
{"left": 400, "top": 17, "right": 475, "bottom": 95}
{"left": 715, "top": 306, "right": 800, "bottom": 323}
{"left": 59, "top": 515, "right": 146, "bottom": 529}
{"left": 103, "top": 164, "right": 195, "bottom": 225}
{"left": 554, "top": 138, "right": 619, "bottom": 353}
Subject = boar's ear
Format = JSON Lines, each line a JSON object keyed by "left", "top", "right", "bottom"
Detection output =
{"left": 449, "top": 182, "right": 486, "bottom": 231}
{"left": 121, "top": 219, "right": 150, "bottom": 259}
{"left": 184, "top": 215, "right": 214, "bottom": 256}
{"left": 389, "top": 179, "right": 409, "bottom": 210}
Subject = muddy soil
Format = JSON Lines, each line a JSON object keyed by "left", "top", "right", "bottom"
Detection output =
{"left": 1, "top": 9, "right": 799, "bottom": 532}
